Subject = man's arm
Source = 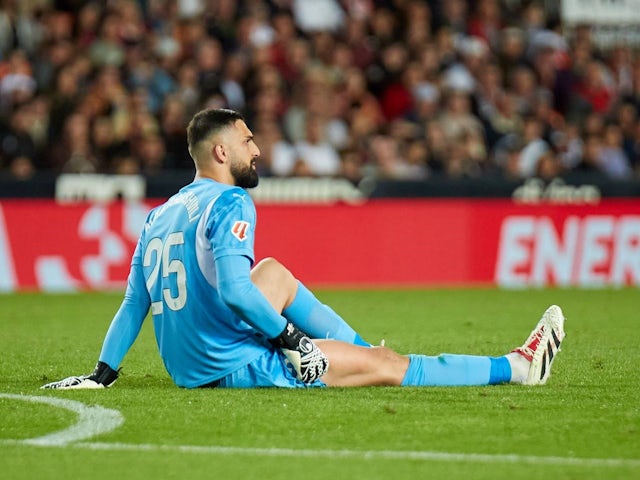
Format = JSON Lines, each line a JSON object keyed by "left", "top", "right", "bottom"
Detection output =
{"left": 42, "top": 263, "right": 150, "bottom": 389}
{"left": 216, "top": 255, "right": 329, "bottom": 383}
{"left": 98, "top": 263, "right": 151, "bottom": 370}
{"left": 216, "top": 255, "right": 287, "bottom": 338}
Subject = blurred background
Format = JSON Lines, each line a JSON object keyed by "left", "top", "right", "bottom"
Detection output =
{"left": 0, "top": 0, "right": 639, "bottom": 291}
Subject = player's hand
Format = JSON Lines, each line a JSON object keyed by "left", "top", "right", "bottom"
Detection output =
{"left": 41, "top": 361, "right": 119, "bottom": 390}
{"left": 270, "top": 322, "right": 329, "bottom": 383}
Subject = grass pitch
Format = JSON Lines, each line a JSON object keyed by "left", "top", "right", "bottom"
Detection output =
{"left": 1, "top": 288, "right": 638, "bottom": 480}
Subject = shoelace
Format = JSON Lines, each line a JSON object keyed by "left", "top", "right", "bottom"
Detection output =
{"left": 518, "top": 325, "right": 546, "bottom": 360}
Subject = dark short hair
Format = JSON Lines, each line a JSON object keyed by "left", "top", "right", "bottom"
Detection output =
{"left": 187, "top": 108, "right": 245, "bottom": 150}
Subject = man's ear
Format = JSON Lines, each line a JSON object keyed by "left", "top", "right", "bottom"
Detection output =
{"left": 213, "top": 144, "right": 226, "bottom": 163}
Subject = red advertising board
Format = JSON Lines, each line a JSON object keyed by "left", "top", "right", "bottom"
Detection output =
{"left": 0, "top": 199, "right": 638, "bottom": 291}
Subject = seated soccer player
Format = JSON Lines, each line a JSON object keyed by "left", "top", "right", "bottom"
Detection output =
{"left": 42, "top": 109, "right": 566, "bottom": 391}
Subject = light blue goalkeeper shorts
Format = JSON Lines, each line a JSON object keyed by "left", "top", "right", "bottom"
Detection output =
{"left": 217, "top": 348, "right": 326, "bottom": 388}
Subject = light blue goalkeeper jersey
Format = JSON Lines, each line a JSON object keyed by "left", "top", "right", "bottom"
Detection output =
{"left": 99, "top": 178, "right": 275, "bottom": 388}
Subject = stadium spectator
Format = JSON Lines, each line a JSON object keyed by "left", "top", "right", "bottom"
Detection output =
{"left": 405, "top": 81, "right": 440, "bottom": 128}
{"left": 555, "top": 122, "right": 583, "bottom": 171}
{"left": 607, "top": 45, "right": 634, "bottom": 97}
{"left": 0, "top": 0, "right": 45, "bottom": 59}
{"left": 423, "top": 119, "right": 448, "bottom": 174}
{"left": 0, "top": 49, "right": 37, "bottom": 112}
{"left": 535, "top": 149, "right": 562, "bottom": 181}
{"left": 111, "top": 150, "right": 140, "bottom": 175}
{"left": 289, "top": 114, "right": 341, "bottom": 177}
{"left": 159, "top": 95, "right": 190, "bottom": 169}
{"left": 438, "top": 89, "right": 485, "bottom": 146}
{"left": 403, "top": 137, "right": 430, "bottom": 178}
{"left": 219, "top": 52, "right": 248, "bottom": 113}
{"left": 6, "top": 155, "right": 36, "bottom": 179}
{"left": 402, "top": 0, "right": 433, "bottom": 58}
{"left": 367, "top": 41, "right": 410, "bottom": 105}
{"left": 339, "top": 147, "right": 365, "bottom": 184}
{"left": 342, "top": 66, "right": 385, "bottom": 130}
{"left": 90, "top": 115, "right": 123, "bottom": 170}
{"left": 628, "top": 60, "right": 640, "bottom": 113}
{"left": 135, "top": 132, "right": 167, "bottom": 175}
{"left": 475, "top": 61, "right": 503, "bottom": 120}
{"left": 52, "top": 111, "right": 98, "bottom": 173}
{"left": 194, "top": 37, "right": 224, "bottom": 101}
{"left": 598, "top": 123, "right": 633, "bottom": 179}
{"left": 632, "top": 122, "right": 640, "bottom": 173}
{"left": 517, "top": 116, "right": 551, "bottom": 178}
{"left": 75, "top": 2, "right": 102, "bottom": 49}
{"left": 342, "top": 15, "right": 376, "bottom": 70}
{"left": 573, "top": 60, "right": 615, "bottom": 115}
{"left": 202, "top": 0, "right": 239, "bottom": 51}
{"left": 367, "top": 133, "right": 425, "bottom": 180}
{"left": 88, "top": 12, "right": 126, "bottom": 68}
{"left": 253, "top": 115, "right": 296, "bottom": 176}
{"left": 467, "top": 0, "right": 503, "bottom": 48}
{"left": 0, "top": 101, "right": 38, "bottom": 168}
{"left": 435, "top": 0, "right": 468, "bottom": 34}
{"left": 574, "top": 134, "right": 605, "bottom": 176}
{"left": 380, "top": 58, "right": 421, "bottom": 121}
{"left": 613, "top": 102, "right": 638, "bottom": 162}
{"left": 483, "top": 91, "right": 522, "bottom": 150}
{"left": 124, "top": 47, "right": 176, "bottom": 115}
{"left": 174, "top": 59, "right": 201, "bottom": 117}
{"left": 496, "top": 27, "right": 527, "bottom": 82}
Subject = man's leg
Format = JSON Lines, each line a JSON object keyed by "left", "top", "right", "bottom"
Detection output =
{"left": 315, "top": 304, "right": 566, "bottom": 387}
{"left": 314, "top": 341, "right": 408, "bottom": 386}
{"left": 400, "top": 354, "right": 511, "bottom": 386}
{"left": 283, "top": 282, "right": 370, "bottom": 346}
{"left": 251, "top": 257, "right": 370, "bottom": 346}
{"left": 316, "top": 341, "right": 509, "bottom": 387}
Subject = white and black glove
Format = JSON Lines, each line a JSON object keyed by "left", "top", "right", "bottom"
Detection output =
{"left": 41, "top": 361, "right": 120, "bottom": 390}
{"left": 270, "top": 322, "right": 329, "bottom": 383}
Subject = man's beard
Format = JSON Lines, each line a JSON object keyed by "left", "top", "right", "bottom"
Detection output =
{"left": 231, "top": 161, "right": 259, "bottom": 189}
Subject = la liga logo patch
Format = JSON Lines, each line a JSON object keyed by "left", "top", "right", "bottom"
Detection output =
{"left": 231, "top": 221, "right": 250, "bottom": 241}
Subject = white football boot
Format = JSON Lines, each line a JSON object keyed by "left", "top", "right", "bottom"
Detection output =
{"left": 512, "top": 305, "right": 566, "bottom": 385}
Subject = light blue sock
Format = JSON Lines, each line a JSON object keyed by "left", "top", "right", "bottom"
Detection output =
{"left": 401, "top": 354, "right": 512, "bottom": 386}
{"left": 282, "top": 281, "right": 370, "bottom": 346}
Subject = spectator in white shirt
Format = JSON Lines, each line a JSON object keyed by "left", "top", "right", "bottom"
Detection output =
{"left": 288, "top": 115, "right": 342, "bottom": 177}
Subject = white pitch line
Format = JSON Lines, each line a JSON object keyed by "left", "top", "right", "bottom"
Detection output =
{"left": 1, "top": 393, "right": 638, "bottom": 469}
{"left": 0, "top": 393, "right": 124, "bottom": 446}
{"left": 61, "top": 442, "right": 640, "bottom": 469}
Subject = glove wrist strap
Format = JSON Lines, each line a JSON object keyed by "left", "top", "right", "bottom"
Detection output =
{"left": 269, "top": 322, "right": 307, "bottom": 350}
{"left": 90, "top": 361, "right": 119, "bottom": 386}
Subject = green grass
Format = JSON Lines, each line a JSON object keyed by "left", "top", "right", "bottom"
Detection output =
{"left": 1, "top": 288, "right": 639, "bottom": 479}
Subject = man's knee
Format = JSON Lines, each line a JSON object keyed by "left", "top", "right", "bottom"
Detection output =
{"left": 252, "top": 257, "right": 293, "bottom": 283}
{"left": 251, "top": 257, "right": 297, "bottom": 306}
{"left": 253, "top": 257, "right": 281, "bottom": 272}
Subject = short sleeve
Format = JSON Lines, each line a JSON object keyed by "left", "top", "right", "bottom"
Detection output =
{"left": 206, "top": 188, "right": 256, "bottom": 264}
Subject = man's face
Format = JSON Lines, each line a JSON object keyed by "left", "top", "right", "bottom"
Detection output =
{"left": 226, "top": 120, "right": 261, "bottom": 188}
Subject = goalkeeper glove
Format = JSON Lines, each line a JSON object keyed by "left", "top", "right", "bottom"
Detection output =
{"left": 270, "top": 322, "right": 329, "bottom": 383}
{"left": 41, "top": 361, "right": 119, "bottom": 390}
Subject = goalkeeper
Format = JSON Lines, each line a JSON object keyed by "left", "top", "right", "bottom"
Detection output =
{"left": 43, "top": 109, "right": 564, "bottom": 390}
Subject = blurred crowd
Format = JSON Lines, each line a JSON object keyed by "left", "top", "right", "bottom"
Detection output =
{"left": 1, "top": 0, "right": 640, "bottom": 183}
